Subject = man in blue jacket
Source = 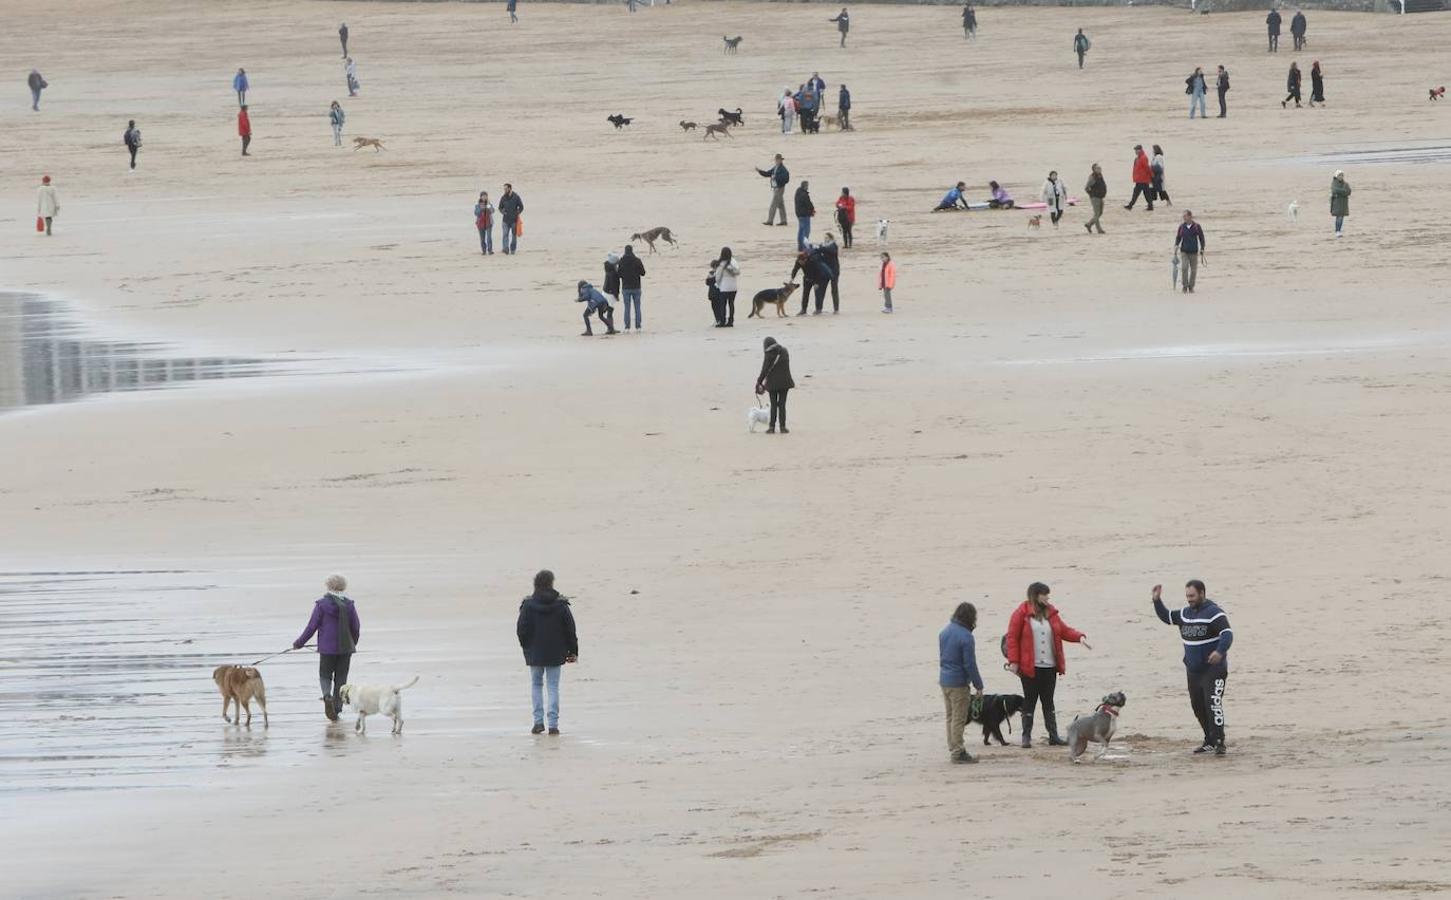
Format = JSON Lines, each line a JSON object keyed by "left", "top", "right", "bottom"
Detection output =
{"left": 939, "top": 602, "right": 984, "bottom": 764}
{"left": 1153, "top": 581, "right": 1233, "bottom": 756}
{"left": 756, "top": 154, "right": 790, "bottom": 226}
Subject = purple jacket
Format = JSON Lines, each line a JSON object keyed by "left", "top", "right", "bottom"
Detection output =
{"left": 293, "top": 594, "right": 361, "bottom": 655}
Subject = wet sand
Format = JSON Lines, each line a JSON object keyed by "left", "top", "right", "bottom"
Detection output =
{"left": 3, "top": 1, "right": 1451, "bottom": 897}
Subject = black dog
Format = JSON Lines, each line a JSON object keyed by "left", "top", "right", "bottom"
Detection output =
{"left": 718, "top": 107, "right": 744, "bottom": 127}
{"left": 607, "top": 114, "right": 633, "bottom": 130}
{"left": 973, "top": 693, "right": 1025, "bottom": 746}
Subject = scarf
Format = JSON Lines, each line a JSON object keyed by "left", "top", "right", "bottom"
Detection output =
{"left": 327, "top": 592, "right": 356, "bottom": 653}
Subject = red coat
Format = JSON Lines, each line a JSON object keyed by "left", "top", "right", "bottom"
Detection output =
{"left": 1005, "top": 600, "right": 1084, "bottom": 676}
{"left": 1132, "top": 151, "right": 1151, "bottom": 185}
{"left": 238, "top": 109, "right": 252, "bottom": 137}
{"left": 835, "top": 195, "right": 856, "bottom": 225}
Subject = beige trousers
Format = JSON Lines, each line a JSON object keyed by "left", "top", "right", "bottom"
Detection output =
{"left": 942, "top": 685, "right": 970, "bottom": 754}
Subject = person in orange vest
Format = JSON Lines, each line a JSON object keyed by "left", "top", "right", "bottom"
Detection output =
{"left": 878, "top": 251, "right": 896, "bottom": 314}
{"left": 238, "top": 105, "right": 252, "bottom": 156}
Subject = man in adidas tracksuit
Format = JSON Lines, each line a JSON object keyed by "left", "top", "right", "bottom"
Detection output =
{"left": 1153, "top": 580, "right": 1233, "bottom": 756}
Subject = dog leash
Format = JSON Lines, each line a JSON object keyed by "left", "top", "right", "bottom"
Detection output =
{"left": 249, "top": 644, "right": 313, "bottom": 666}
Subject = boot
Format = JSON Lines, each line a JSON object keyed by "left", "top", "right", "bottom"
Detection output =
{"left": 1044, "top": 710, "right": 1067, "bottom": 746}
{"left": 1020, "top": 712, "right": 1033, "bottom": 748}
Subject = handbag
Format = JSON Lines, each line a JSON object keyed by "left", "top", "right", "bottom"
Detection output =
{"left": 36, "top": 216, "right": 45, "bottom": 232}
{"left": 514, "top": 216, "right": 523, "bottom": 237}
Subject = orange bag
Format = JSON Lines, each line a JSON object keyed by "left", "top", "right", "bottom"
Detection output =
{"left": 36, "top": 216, "right": 45, "bottom": 232}
{"left": 515, "top": 216, "right": 523, "bottom": 237}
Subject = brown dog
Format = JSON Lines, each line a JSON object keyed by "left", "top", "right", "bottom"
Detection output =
{"left": 213, "top": 665, "right": 269, "bottom": 727}
{"left": 630, "top": 227, "right": 678, "bottom": 253}
{"left": 1027, "top": 215, "right": 1042, "bottom": 230}
{"left": 680, "top": 120, "right": 698, "bottom": 131}
{"left": 703, "top": 122, "right": 733, "bottom": 141}
{"left": 748, "top": 282, "right": 799, "bottom": 318}
{"left": 352, "top": 137, "right": 386, "bottom": 152}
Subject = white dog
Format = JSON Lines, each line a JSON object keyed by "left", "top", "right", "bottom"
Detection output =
{"left": 1287, "top": 200, "right": 1299, "bottom": 223}
{"left": 748, "top": 402, "right": 770, "bottom": 432}
{"left": 339, "top": 676, "right": 418, "bottom": 735}
{"left": 875, "top": 218, "right": 890, "bottom": 244}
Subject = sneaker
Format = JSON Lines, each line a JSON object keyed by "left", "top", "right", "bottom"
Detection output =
{"left": 532, "top": 723, "right": 545, "bottom": 735}
{"left": 951, "top": 749, "right": 977, "bottom": 764}
{"left": 1214, "top": 742, "right": 1226, "bottom": 756}
{"left": 548, "top": 727, "right": 560, "bottom": 736}
{"left": 1193, "top": 743, "right": 1215, "bottom": 754}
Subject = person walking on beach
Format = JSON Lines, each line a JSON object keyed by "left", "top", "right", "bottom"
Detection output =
{"left": 1290, "top": 9, "right": 1307, "bottom": 51}
{"left": 1084, "top": 163, "right": 1107, "bottom": 234}
{"left": 837, "top": 84, "right": 852, "bottom": 131}
{"left": 475, "top": 191, "right": 495, "bottom": 255}
{"left": 123, "top": 120, "right": 142, "bottom": 171}
{"left": 835, "top": 186, "right": 856, "bottom": 248}
{"left": 617, "top": 245, "right": 646, "bottom": 331}
{"left": 1283, "top": 61, "right": 1302, "bottom": 108}
{"left": 878, "top": 251, "right": 896, "bottom": 313}
{"left": 1040, "top": 170, "right": 1067, "bottom": 227}
{"left": 338, "top": 22, "right": 349, "bottom": 57}
{"left": 1152, "top": 581, "right": 1232, "bottom": 755}
{"left": 1174, "top": 210, "right": 1205, "bottom": 293}
{"left": 329, "top": 101, "right": 345, "bottom": 147}
{"left": 1005, "top": 582, "right": 1091, "bottom": 748}
{"left": 1266, "top": 8, "right": 1281, "bottom": 52}
{"left": 345, "top": 57, "right": 359, "bottom": 97}
{"left": 1186, "top": 66, "right": 1208, "bottom": 119}
{"left": 28, "top": 69, "right": 47, "bottom": 111}
{"left": 939, "top": 602, "right": 984, "bottom": 765}
{"left": 233, "top": 67, "right": 248, "bottom": 106}
{"left": 517, "top": 570, "right": 578, "bottom": 735}
{"left": 1150, "top": 145, "right": 1171, "bottom": 206}
{"left": 1216, "top": 65, "right": 1230, "bottom": 117}
{"left": 237, "top": 105, "right": 252, "bottom": 156}
{"left": 498, "top": 184, "right": 523, "bottom": 254}
{"left": 507, "top": 0, "right": 518, "bottom": 23}
{"left": 1309, "top": 60, "right": 1325, "bottom": 106}
{"left": 820, "top": 233, "right": 841, "bottom": 313}
{"left": 778, "top": 89, "right": 797, "bottom": 134}
{"left": 36, "top": 176, "right": 59, "bottom": 236}
{"left": 1125, "top": 145, "right": 1154, "bottom": 211}
{"left": 758, "top": 154, "right": 790, "bottom": 225}
{"left": 1330, "top": 169, "right": 1351, "bottom": 238}
{"left": 712, "top": 247, "right": 740, "bottom": 326}
{"left": 1074, "top": 29, "right": 1090, "bottom": 69}
{"left": 829, "top": 7, "right": 850, "bottom": 47}
{"left": 755, "top": 337, "right": 794, "bottom": 433}
{"left": 576, "top": 280, "right": 617, "bottom": 335}
{"left": 964, "top": 4, "right": 977, "bottom": 38}
{"left": 292, "top": 574, "right": 361, "bottom": 722}
{"left": 794, "top": 180, "right": 815, "bottom": 250}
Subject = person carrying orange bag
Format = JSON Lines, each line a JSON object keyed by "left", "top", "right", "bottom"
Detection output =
{"left": 498, "top": 184, "right": 524, "bottom": 254}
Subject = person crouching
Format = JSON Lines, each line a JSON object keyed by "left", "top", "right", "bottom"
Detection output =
{"left": 576, "top": 280, "right": 617, "bottom": 336}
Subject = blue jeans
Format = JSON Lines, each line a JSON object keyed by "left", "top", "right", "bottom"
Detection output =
{"left": 501, "top": 220, "right": 518, "bottom": 253}
{"left": 478, "top": 225, "right": 493, "bottom": 253}
{"left": 622, "top": 289, "right": 642, "bottom": 328}
{"left": 31, "top": 87, "right": 41, "bottom": 110}
{"left": 797, "top": 216, "right": 811, "bottom": 250}
{"left": 1334, "top": 215, "right": 1344, "bottom": 233}
{"left": 1189, "top": 92, "right": 1207, "bottom": 118}
{"left": 530, "top": 666, "right": 560, "bottom": 728}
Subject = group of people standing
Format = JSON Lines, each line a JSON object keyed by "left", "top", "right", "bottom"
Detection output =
{"left": 1184, "top": 66, "right": 1232, "bottom": 119}
{"left": 778, "top": 73, "right": 851, "bottom": 134}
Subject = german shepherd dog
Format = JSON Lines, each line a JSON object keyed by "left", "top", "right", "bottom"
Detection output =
{"left": 607, "top": 114, "right": 633, "bottom": 130}
{"left": 630, "top": 227, "right": 678, "bottom": 253}
{"left": 748, "top": 282, "right": 799, "bottom": 318}
{"left": 723, "top": 36, "right": 743, "bottom": 54}
{"left": 718, "top": 107, "right": 745, "bottom": 127}
{"left": 213, "top": 665, "right": 269, "bottom": 728}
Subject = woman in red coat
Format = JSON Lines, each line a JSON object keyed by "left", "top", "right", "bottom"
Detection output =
{"left": 1005, "top": 582, "right": 1092, "bottom": 747}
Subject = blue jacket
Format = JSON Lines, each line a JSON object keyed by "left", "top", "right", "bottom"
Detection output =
{"left": 938, "top": 621, "right": 984, "bottom": 689}
{"left": 233, "top": 72, "right": 249, "bottom": 92}
{"left": 577, "top": 282, "right": 609, "bottom": 309}
{"left": 1154, "top": 597, "right": 1232, "bottom": 674}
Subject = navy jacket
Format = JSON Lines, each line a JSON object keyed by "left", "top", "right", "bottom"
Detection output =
{"left": 498, "top": 191, "right": 523, "bottom": 221}
{"left": 518, "top": 589, "right": 579, "bottom": 667}
{"left": 1155, "top": 597, "right": 1233, "bottom": 674}
{"left": 794, "top": 185, "right": 815, "bottom": 218}
{"left": 617, "top": 250, "right": 645, "bottom": 289}
{"left": 1175, "top": 221, "right": 1205, "bottom": 253}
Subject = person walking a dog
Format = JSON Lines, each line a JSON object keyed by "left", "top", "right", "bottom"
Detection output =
{"left": 1174, "top": 209, "right": 1205, "bottom": 293}
{"left": 837, "top": 84, "right": 852, "bottom": 131}
{"left": 794, "top": 181, "right": 815, "bottom": 250}
{"left": 1084, "top": 163, "right": 1107, "bottom": 234}
{"left": 939, "top": 602, "right": 984, "bottom": 765}
{"left": 835, "top": 187, "right": 856, "bottom": 248}
{"left": 758, "top": 154, "right": 790, "bottom": 225}
{"left": 617, "top": 244, "right": 646, "bottom": 331}
{"left": 124, "top": 120, "right": 142, "bottom": 171}
{"left": 1152, "top": 581, "right": 1232, "bottom": 756}
{"left": 498, "top": 184, "right": 523, "bottom": 254}
{"left": 878, "top": 251, "right": 895, "bottom": 313}
{"left": 292, "top": 574, "right": 361, "bottom": 722}
{"left": 237, "top": 104, "right": 252, "bottom": 156}
{"left": 711, "top": 247, "right": 740, "bottom": 326}
{"left": 755, "top": 337, "right": 794, "bottom": 433}
{"left": 1290, "top": 9, "right": 1307, "bottom": 51}
{"left": 475, "top": 191, "right": 495, "bottom": 255}
{"left": 829, "top": 7, "right": 850, "bottom": 47}
{"left": 517, "top": 569, "right": 579, "bottom": 735}
{"left": 1125, "top": 145, "right": 1154, "bottom": 211}
{"left": 1005, "top": 582, "right": 1092, "bottom": 748}
{"left": 1040, "top": 171, "right": 1067, "bottom": 227}
{"left": 329, "top": 101, "right": 345, "bottom": 147}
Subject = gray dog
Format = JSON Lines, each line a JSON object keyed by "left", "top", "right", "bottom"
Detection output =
{"left": 1066, "top": 691, "right": 1126, "bottom": 762}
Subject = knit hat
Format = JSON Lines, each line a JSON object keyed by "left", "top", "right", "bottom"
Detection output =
{"left": 41, "top": 175, "right": 50, "bottom": 184}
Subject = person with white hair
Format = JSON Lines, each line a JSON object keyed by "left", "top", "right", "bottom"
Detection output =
{"left": 293, "top": 574, "right": 362, "bottom": 721}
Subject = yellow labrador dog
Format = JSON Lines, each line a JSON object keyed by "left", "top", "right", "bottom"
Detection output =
{"left": 212, "top": 665, "right": 269, "bottom": 728}
{"left": 340, "top": 676, "right": 418, "bottom": 734}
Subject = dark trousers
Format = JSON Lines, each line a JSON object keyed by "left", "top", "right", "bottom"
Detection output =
{"left": 719, "top": 290, "right": 736, "bottom": 325}
{"left": 241, "top": 134, "right": 251, "bottom": 155}
{"left": 1050, "top": 210, "right": 1063, "bottom": 225}
{"left": 1126, "top": 182, "right": 1154, "bottom": 209}
{"left": 1020, "top": 666, "right": 1058, "bottom": 721}
{"left": 319, "top": 652, "right": 352, "bottom": 707}
{"left": 1188, "top": 670, "right": 1227, "bottom": 746}
{"left": 341, "top": 37, "right": 348, "bottom": 56}
{"left": 583, "top": 305, "right": 615, "bottom": 334}
{"left": 838, "top": 213, "right": 853, "bottom": 247}
{"left": 1217, "top": 88, "right": 1227, "bottom": 117}
{"left": 839, "top": 109, "right": 850, "bottom": 130}
{"left": 1293, "top": 34, "right": 1304, "bottom": 51}
{"left": 800, "top": 280, "right": 827, "bottom": 314}
{"left": 828, "top": 275, "right": 840, "bottom": 312}
{"left": 127, "top": 145, "right": 138, "bottom": 169}
{"left": 1077, "top": 50, "right": 1085, "bottom": 69}
{"left": 1152, "top": 178, "right": 1171, "bottom": 205}
{"left": 1284, "top": 87, "right": 1301, "bottom": 106}
{"left": 768, "top": 388, "right": 789, "bottom": 429}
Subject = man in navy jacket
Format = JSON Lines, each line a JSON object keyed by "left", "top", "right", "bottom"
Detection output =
{"left": 1153, "top": 581, "right": 1233, "bottom": 755}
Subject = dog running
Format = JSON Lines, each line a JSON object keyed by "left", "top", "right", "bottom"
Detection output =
{"left": 352, "top": 137, "right": 386, "bottom": 152}
{"left": 1065, "top": 691, "right": 1127, "bottom": 762}
{"left": 340, "top": 675, "right": 419, "bottom": 735}
{"left": 748, "top": 282, "right": 799, "bottom": 318}
{"left": 630, "top": 227, "right": 678, "bottom": 253}
{"left": 723, "top": 35, "right": 743, "bottom": 54}
{"left": 212, "top": 664, "right": 269, "bottom": 728}
{"left": 718, "top": 107, "right": 745, "bottom": 127}
{"left": 679, "top": 120, "right": 698, "bottom": 132}
{"left": 703, "top": 122, "right": 733, "bottom": 141}
{"left": 607, "top": 114, "right": 633, "bottom": 130}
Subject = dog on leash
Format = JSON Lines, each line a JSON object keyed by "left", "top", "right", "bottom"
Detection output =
{"left": 723, "top": 35, "right": 743, "bottom": 54}
{"left": 1065, "top": 691, "right": 1126, "bottom": 762}
{"left": 703, "top": 122, "right": 734, "bottom": 140}
{"left": 748, "top": 399, "right": 771, "bottom": 432}
{"left": 607, "top": 114, "right": 633, "bottom": 130}
{"left": 748, "top": 282, "right": 799, "bottom": 318}
{"left": 1287, "top": 200, "right": 1299, "bottom": 223}
{"left": 718, "top": 107, "right": 745, "bottom": 127}
{"left": 212, "top": 665, "right": 269, "bottom": 728}
{"left": 630, "top": 226, "right": 678, "bottom": 253}
{"left": 340, "top": 676, "right": 419, "bottom": 735}
{"left": 352, "top": 137, "right": 386, "bottom": 152}
{"left": 1027, "top": 215, "right": 1043, "bottom": 230}
{"left": 680, "top": 120, "right": 698, "bottom": 132}
{"left": 875, "top": 219, "right": 889, "bottom": 245}
{"left": 973, "top": 693, "right": 1025, "bottom": 746}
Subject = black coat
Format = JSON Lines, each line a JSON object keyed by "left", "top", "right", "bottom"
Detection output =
{"left": 1290, "top": 12, "right": 1306, "bottom": 35}
{"left": 617, "top": 251, "right": 646, "bottom": 289}
{"left": 603, "top": 261, "right": 621, "bottom": 295}
{"left": 794, "top": 185, "right": 815, "bottom": 218}
{"left": 791, "top": 250, "right": 831, "bottom": 286}
{"left": 498, "top": 191, "right": 524, "bottom": 221}
{"left": 517, "top": 589, "right": 578, "bottom": 667}
{"left": 758, "top": 343, "right": 795, "bottom": 392}
{"left": 1267, "top": 11, "right": 1281, "bottom": 34}
{"left": 819, "top": 241, "right": 840, "bottom": 277}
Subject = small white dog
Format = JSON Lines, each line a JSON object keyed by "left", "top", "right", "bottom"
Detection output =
{"left": 875, "top": 218, "right": 890, "bottom": 244}
{"left": 748, "top": 402, "right": 770, "bottom": 432}
{"left": 339, "top": 675, "right": 418, "bottom": 735}
{"left": 1287, "top": 200, "right": 1299, "bottom": 223}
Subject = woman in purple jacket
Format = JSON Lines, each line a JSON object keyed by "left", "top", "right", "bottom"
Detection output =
{"left": 293, "top": 574, "right": 361, "bottom": 721}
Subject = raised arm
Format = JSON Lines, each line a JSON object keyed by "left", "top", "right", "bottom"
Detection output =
{"left": 1152, "top": 584, "right": 1181, "bottom": 625}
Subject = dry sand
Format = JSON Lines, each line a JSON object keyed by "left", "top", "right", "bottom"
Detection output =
{"left": 3, "top": 0, "right": 1451, "bottom": 897}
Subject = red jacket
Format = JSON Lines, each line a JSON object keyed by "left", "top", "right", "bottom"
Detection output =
{"left": 238, "top": 109, "right": 252, "bottom": 137}
{"left": 1005, "top": 600, "right": 1084, "bottom": 676}
{"left": 1132, "top": 151, "right": 1151, "bottom": 185}
{"left": 835, "top": 195, "right": 856, "bottom": 225}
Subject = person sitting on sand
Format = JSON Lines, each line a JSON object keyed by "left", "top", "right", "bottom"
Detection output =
{"left": 988, "top": 180, "right": 1014, "bottom": 209}
{"left": 933, "top": 181, "right": 969, "bottom": 212}
{"left": 576, "top": 280, "right": 617, "bottom": 336}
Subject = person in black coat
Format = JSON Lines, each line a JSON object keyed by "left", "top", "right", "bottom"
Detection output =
{"left": 1216, "top": 65, "right": 1230, "bottom": 118}
{"left": 794, "top": 181, "right": 815, "bottom": 251}
{"left": 1283, "top": 62, "right": 1302, "bottom": 108}
{"left": 791, "top": 247, "right": 832, "bottom": 315}
{"left": 838, "top": 85, "right": 852, "bottom": 131}
{"left": 1266, "top": 9, "right": 1281, "bottom": 52}
{"left": 1290, "top": 11, "right": 1307, "bottom": 51}
{"left": 616, "top": 245, "right": 646, "bottom": 331}
{"left": 755, "top": 337, "right": 795, "bottom": 433}
{"left": 517, "top": 570, "right": 578, "bottom": 735}
{"left": 819, "top": 234, "right": 842, "bottom": 313}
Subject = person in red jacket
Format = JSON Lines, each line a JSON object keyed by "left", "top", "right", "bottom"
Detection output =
{"left": 238, "top": 105, "right": 252, "bottom": 156}
{"left": 1005, "top": 582, "right": 1092, "bottom": 747}
{"left": 1124, "top": 144, "right": 1154, "bottom": 211}
{"left": 835, "top": 186, "right": 857, "bottom": 249}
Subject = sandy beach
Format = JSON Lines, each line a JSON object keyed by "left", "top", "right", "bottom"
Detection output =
{"left": 3, "top": 0, "right": 1451, "bottom": 897}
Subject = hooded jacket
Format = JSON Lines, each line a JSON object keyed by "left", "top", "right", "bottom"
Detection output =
{"left": 1005, "top": 600, "right": 1084, "bottom": 676}
{"left": 603, "top": 255, "right": 621, "bottom": 294}
{"left": 939, "top": 620, "right": 984, "bottom": 690}
{"left": 1330, "top": 176, "right": 1351, "bottom": 217}
{"left": 819, "top": 238, "right": 840, "bottom": 276}
{"left": 1154, "top": 596, "right": 1232, "bottom": 674}
{"left": 577, "top": 281, "right": 609, "bottom": 309}
{"left": 757, "top": 341, "right": 795, "bottom": 391}
{"left": 517, "top": 589, "right": 578, "bottom": 667}
{"left": 617, "top": 248, "right": 646, "bottom": 290}
{"left": 293, "top": 593, "right": 361, "bottom": 655}
{"left": 794, "top": 184, "right": 815, "bottom": 218}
